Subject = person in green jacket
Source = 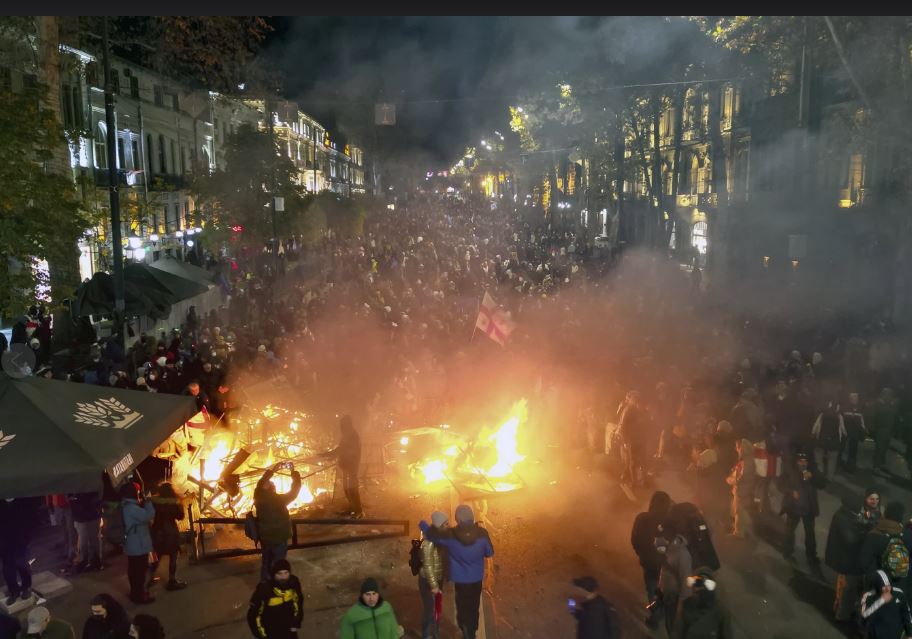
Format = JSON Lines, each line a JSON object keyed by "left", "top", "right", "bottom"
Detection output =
{"left": 340, "top": 578, "right": 400, "bottom": 639}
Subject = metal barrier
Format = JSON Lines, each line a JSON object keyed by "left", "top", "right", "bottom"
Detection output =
{"left": 187, "top": 509, "right": 409, "bottom": 561}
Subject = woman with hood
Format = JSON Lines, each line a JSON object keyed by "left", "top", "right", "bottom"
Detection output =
{"left": 339, "top": 578, "right": 400, "bottom": 639}
{"left": 82, "top": 593, "right": 129, "bottom": 639}
{"left": 726, "top": 439, "right": 756, "bottom": 538}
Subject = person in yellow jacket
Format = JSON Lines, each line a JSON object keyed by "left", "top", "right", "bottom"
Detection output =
{"left": 340, "top": 578, "right": 400, "bottom": 639}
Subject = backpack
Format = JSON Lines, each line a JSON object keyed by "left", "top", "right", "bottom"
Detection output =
{"left": 882, "top": 534, "right": 910, "bottom": 579}
{"left": 409, "top": 538, "right": 423, "bottom": 576}
{"left": 102, "top": 501, "right": 125, "bottom": 546}
{"left": 673, "top": 502, "right": 721, "bottom": 571}
{"left": 244, "top": 511, "right": 260, "bottom": 545}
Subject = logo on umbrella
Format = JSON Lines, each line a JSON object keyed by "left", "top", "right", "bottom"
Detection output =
{"left": 0, "top": 430, "right": 15, "bottom": 451}
{"left": 74, "top": 398, "right": 143, "bottom": 430}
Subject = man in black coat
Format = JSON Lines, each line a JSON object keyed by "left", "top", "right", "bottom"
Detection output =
{"left": 825, "top": 488, "right": 881, "bottom": 623}
{"left": 325, "top": 415, "right": 362, "bottom": 518}
{"left": 570, "top": 576, "right": 621, "bottom": 639}
{"left": 0, "top": 498, "right": 36, "bottom": 604}
{"left": 247, "top": 559, "right": 303, "bottom": 639}
{"left": 779, "top": 450, "right": 825, "bottom": 565}
{"left": 631, "top": 490, "right": 672, "bottom": 625}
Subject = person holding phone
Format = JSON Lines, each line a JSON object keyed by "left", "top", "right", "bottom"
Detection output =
{"left": 569, "top": 576, "right": 621, "bottom": 639}
{"left": 254, "top": 463, "right": 302, "bottom": 582}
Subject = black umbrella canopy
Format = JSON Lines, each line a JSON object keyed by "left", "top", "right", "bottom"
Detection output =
{"left": 128, "top": 263, "right": 208, "bottom": 301}
{"left": 72, "top": 272, "right": 170, "bottom": 320}
{"left": 148, "top": 257, "right": 214, "bottom": 287}
{"left": 0, "top": 374, "right": 197, "bottom": 498}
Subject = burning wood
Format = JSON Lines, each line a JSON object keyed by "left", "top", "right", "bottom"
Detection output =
{"left": 396, "top": 399, "right": 528, "bottom": 494}
{"left": 157, "top": 404, "right": 335, "bottom": 516}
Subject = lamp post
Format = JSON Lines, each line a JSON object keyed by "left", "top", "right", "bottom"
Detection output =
{"left": 273, "top": 196, "right": 284, "bottom": 276}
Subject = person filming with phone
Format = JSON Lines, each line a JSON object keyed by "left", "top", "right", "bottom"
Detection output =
{"left": 253, "top": 462, "right": 302, "bottom": 582}
{"left": 568, "top": 576, "right": 621, "bottom": 639}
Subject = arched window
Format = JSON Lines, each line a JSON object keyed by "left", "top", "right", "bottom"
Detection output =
{"left": 94, "top": 122, "right": 107, "bottom": 170}
{"left": 692, "top": 221, "right": 708, "bottom": 255}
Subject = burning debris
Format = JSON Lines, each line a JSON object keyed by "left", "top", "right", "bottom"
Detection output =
{"left": 157, "top": 404, "right": 336, "bottom": 517}
{"left": 394, "top": 399, "right": 529, "bottom": 494}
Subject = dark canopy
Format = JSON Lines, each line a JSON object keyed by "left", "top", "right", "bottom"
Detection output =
{"left": 0, "top": 374, "right": 197, "bottom": 498}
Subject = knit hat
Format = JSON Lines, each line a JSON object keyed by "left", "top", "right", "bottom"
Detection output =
{"left": 360, "top": 577, "right": 380, "bottom": 594}
{"left": 430, "top": 511, "right": 448, "bottom": 528}
{"left": 455, "top": 504, "right": 474, "bottom": 525}
{"left": 271, "top": 559, "right": 291, "bottom": 575}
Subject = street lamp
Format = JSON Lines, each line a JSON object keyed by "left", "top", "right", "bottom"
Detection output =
{"left": 128, "top": 235, "right": 142, "bottom": 250}
{"left": 149, "top": 233, "right": 159, "bottom": 242}
{"left": 133, "top": 247, "right": 146, "bottom": 261}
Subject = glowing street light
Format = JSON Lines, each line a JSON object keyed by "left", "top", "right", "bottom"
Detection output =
{"left": 175, "top": 230, "right": 183, "bottom": 238}
{"left": 127, "top": 236, "right": 142, "bottom": 249}
{"left": 133, "top": 247, "right": 146, "bottom": 261}
{"left": 149, "top": 233, "right": 159, "bottom": 242}
{"left": 186, "top": 240, "right": 194, "bottom": 248}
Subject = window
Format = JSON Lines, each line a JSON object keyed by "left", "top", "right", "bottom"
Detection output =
{"left": 22, "top": 74, "right": 37, "bottom": 90}
{"left": 94, "top": 123, "right": 107, "bottom": 169}
{"left": 110, "top": 69, "right": 120, "bottom": 94}
{"left": 0, "top": 67, "right": 10, "bottom": 92}
{"left": 692, "top": 221, "right": 708, "bottom": 255}
{"left": 171, "top": 94, "right": 179, "bottom": 112}
{"left": 170, "top": 140, "right": 176, "bottom": 175}
{"left": 154, "top": 85, "right": 164, "bottom": 107}
{"left": 131, "top": 139, "right": 140, "bottom": 171}
{"left": 201, "top": 145, "right": 211, "bottom": 170}
{"left": 117, "top": 136, "right": 126, "bottom": 169}
{"left": 146, "top": 134, "right": 155, "bottom": 176}
{"left": 158, "top": 134, "right": 166, "bottom": 173}
{"left": 130, "top": 76, "right": 139, "bottom": 99}
{"left": 61, "top": 84, "right": 75, "bottom": 128}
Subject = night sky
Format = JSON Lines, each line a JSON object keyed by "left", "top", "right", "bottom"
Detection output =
{"left": 261, "top": 17, "right": 711, "bottom": 168}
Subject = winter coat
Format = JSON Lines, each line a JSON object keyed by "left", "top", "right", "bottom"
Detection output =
{"left": 69, "top": 492, "right": 102, "bottom": 524}
{"left": 247, "top": 576, "right": 304, "bottom": 639}
{"left": 254, "top": 470, "right": 302, "bottom": 546}
{"left": 81, "top": 612, "right": 129, "bottom": 639}
{"left": 573, "top": 595, "right": 621, "bottom": 639}
{"left": 825, "top": 502, "right": 872, "bottom": 576}
{"left": 150, "top": 497, "right": 183, "bottom": 555}
{"left": 660, "top": 535, "right": 693, "bottom": 600}
{"left": 778, "top": 462, "right": 824, "bottom": 518}
{"left": 339, "top": 599, "right": 399, "bottom": 639}
{"left": 16, "top": 620, "right": 75, "bottom": 639}
{"left": 1, "top": 613, "right": 21, "bottom": 639}
{"left": 0, "top": 499, "right": 37, "bottom": 553}
{"left": 632, "top": 492, "right": 672, "bottom": 569}
{"left": 843, "top": 409, "right": 866, "bottom": 440}
{"left": 121, "top": 498, "right": 155, "bottom": 556}
{"left": 676, "top": 593, "right": 733, "bottom": 639}
{"left": 811, "top": 409, "right": 846, "bottom": 450}
{"left": 861, "top": 570, "right": 912, "bottom": 639}
{"left": 334, "top": 425, "right": 362, "bottom": 474}
{"left": 861, "top": 519, "right": 907, "bottom": 576}
{"left": 420, "top": 520, "right": 494, "bottom": 584}
{"left": 418, "top": 538, "right": 446, "bottom": 590}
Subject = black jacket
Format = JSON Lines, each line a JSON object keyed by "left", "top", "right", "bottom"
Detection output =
{"left": 69, "top": 492, "right": 102, "bottom": 524}
{"left": 81, "top": 614, "right": 129, "bottom": 639}
{"left": 247, "top": 576, "right": 304, "bottom": 639}
{"left": 825, "top": 504, "right": 870, "bottom": 576}
{"left": 861, "top": 576, "right": 912, "bottom": 639}
{"left": 150, "top": 497, "right": 183, "bottom": 555}
{"left": 574, "top": 595, "right": 620, "bottom": 639}
{"left": 677, "top": 592, "right": 733, "bottom": 639}
{"left": 632, "top": 492, "right": 672, "bottom": 568}
{"left": 0, "top": 499, "right": 37, "bottom": 553}
{"left": 778, "top": 462, "right": 824, "bottom": 518}
{"left": 0, "top": 613, "right": 21, "bottom": 639}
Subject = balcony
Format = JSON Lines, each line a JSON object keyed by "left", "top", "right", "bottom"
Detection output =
{"left": 94, "top": 169, "right": 145, "bottom": 188}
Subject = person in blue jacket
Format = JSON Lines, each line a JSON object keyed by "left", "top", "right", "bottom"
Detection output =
{"left": 419, "top": 505, "right": 493, "bottom": 639}
{"left": 120, "top": 483, "right": 155, "bottom": 605}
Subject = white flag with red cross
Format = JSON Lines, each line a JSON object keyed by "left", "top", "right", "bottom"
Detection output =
{"left": 475, "top": 291, "right": 516, "bottom": 346}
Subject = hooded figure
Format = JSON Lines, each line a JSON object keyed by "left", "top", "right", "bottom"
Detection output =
{"left": 631, "top": 491, "right": 673, "bottom": 605}
{"left": 861, "top": 569, "right": 912, "bottom": 638}
{"left": 82, "top": 593, "right": 129, "bottom": 639}
{"left": 419, "top": 505, "right": 494, "bottom": 639}
{"left": 677, "top": 568, "right": 733, "bottom": 639}
{"left": 827, "top": 488, "right": 881, "bottom": 621}
{"left": 247, "top": 559, "right": 304, "bottom": 639}
{"left": 339, "top": 577, "right": 400, "bottom": 639}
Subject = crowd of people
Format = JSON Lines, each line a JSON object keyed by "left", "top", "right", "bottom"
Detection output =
{"left": 2, "top": 194, "right": 912, "bottom": 638}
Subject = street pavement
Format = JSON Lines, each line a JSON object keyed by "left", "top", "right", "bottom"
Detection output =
{"left": 11, "top": 436, "right": 912, "bottom": 638}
